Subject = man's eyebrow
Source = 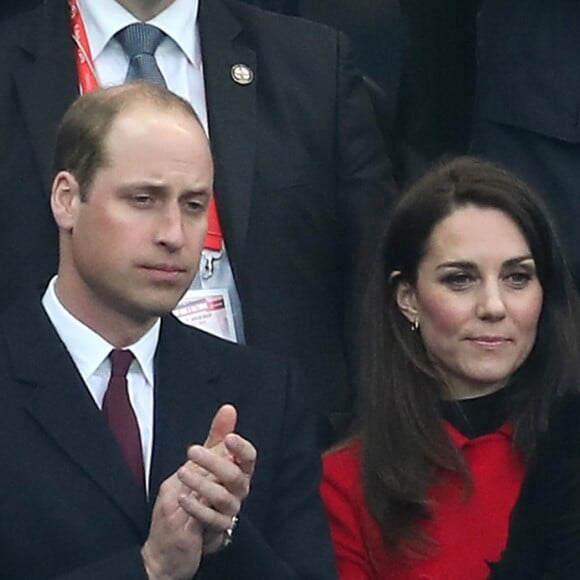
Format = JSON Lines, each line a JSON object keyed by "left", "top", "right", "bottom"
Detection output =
{"left": 183, "top": 188, "right": 212, "bottom": 197}
{"left": 117, "top": 184, "right": 211, "bottom": 197}
{"left": 118, "top": 183, "right": 166, "bottom": 194}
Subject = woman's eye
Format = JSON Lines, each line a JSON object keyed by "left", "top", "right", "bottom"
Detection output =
{"left": 442, "top": 273, "right": 474, "bottom": 289}
{"left": 505, "top": 271, "right": 532, "bottom": 288}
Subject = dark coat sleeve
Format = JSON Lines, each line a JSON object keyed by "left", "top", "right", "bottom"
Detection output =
{"left": 489, "top": 394, "right": 580, "bottom": 579}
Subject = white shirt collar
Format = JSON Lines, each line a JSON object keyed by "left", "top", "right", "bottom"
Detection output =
{"left": 77, "top": 0, "right": 201, "bottom": 68}
{"left": 41, "top": 277, "right": 159, "bottom": 386}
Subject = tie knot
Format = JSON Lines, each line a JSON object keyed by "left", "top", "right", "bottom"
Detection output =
{"left": 110, "top": 349, "right": 134, "bottom": 378}
{"left": 117, "top": 23, "right": 165, "bottom": 58}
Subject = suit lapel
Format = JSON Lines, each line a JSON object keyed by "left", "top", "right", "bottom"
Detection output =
{"left": 13, "top": 2, "right": 78, "bottom": 195}
{"left": 199, "top": 0, "right": 257, "bottom": 272}
{"left": 1, "top": 301, "right": 149, "bottom": 535}
{"left": 149, "top": 318, "right": 235, "bottom": 499}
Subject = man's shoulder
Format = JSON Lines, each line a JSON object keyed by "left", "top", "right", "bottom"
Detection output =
{"left": 0, "top": 291, "right": 60, "bottom": 379}
{"left": 0, "top": 289, "right": 48, "bottom": 332}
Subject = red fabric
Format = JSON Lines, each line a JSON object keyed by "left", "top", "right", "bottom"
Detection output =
{"left": 205, "top": 195, "right": 224, "bottom": 251}
{"left": 69, "top": 0, "right": 99, "bottom": 94}
{"left": 321, "top": 423, "right": 525, "bottom": 580}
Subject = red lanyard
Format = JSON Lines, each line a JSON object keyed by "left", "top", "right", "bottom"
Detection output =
{"left": 69, "top": 0, "right": 99, "bottom": 94}
{"left": 205, "top": 197, "right": 223, "bottom": 251}
{"left": 67, "top": 0, "right": 223, "bottom": 251}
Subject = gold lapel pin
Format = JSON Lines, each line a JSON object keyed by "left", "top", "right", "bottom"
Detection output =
{"left": 230, "top": 64, "right": 254, "bottom": 86}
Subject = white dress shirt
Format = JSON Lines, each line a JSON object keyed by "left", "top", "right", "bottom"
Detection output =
{"left": 77, "top": 0, "right": 208, "bottom": 132}
{"left": 77, "top": 0, "right": 245, "bottom": 341}
{"left": 42, "top": 277, "right": 159, "bottom": 495}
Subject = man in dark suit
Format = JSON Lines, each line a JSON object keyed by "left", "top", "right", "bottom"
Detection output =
{"left": 469, "top": 0, "right": 580, "bottom": 286}
{"left": 0, "top": 82, "right": 335, "bottom": 579}
{"left": 0, "top": 0, "right": 393, "bottom": 445}
{"left": 396, "top": 0, "right": 476, "bottom": 175}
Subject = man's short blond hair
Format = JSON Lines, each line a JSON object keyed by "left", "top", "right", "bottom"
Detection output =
{"left": 53, "top": 82, "right": 204, "bottom": 200}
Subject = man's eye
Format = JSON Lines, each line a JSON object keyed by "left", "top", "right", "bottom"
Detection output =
{"left": 133, "top": 195, "right": 153, "bottom": 206}
{"left": 184, "top": 200, "right": 205, "bottom": 213}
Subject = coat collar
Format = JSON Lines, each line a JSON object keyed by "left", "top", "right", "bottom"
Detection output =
{"left": 444, "top": 419, "right": 514, "bottom": 449}
{"left": 0, "top": 298, "right": 149, "bottom": 534}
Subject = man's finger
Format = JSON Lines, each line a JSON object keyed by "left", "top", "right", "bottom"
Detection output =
{"left": 203, "top": 404, "right": 237, "bottom": 449}
{"left": 185, "top": 444, "right": 253, "bottom": 499}
{"left": 225, "top": 433, "right": 257, "bottom": 477}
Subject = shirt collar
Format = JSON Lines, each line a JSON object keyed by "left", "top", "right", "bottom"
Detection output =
{"left": 78, "top": 0, "right": 201, "bottom": 68}
{"left": 41, "top": 277, "right": 159, "bottom": 385}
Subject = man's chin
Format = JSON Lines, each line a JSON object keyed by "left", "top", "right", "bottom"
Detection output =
{"left": 126, "top": 296, "right": 184, "bottom": 324}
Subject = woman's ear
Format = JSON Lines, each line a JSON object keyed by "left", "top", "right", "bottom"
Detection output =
{"left": 392, "top": 271, "right": 419, "bottom": 325}
{"left": 51, "top": 171, "right": 81, "bottom": 231}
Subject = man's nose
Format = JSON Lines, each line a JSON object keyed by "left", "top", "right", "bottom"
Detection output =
{"left": 155, "top": 203, "right": 185, "bottom": 251}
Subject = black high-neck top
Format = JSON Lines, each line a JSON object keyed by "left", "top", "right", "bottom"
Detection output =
{"left": 441, "top": 385, "right": 512, "bottom": 438}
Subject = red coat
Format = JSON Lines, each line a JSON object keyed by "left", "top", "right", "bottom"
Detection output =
{"left": 321, "top": 423, "right": 525, "bottom": 580}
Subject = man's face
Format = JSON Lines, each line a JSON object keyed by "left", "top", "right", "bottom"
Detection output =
{"left": 55, "top": 104, "right": 213, "bottom": 329}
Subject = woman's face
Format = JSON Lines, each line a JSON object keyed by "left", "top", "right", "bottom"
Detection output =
{"left": 396, "top": 205, "right": 543, "bottom": 400}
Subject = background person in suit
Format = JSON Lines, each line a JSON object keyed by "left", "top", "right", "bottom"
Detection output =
{"left": 397, "top": 0, "right": 580, "bottom": 287}
{"left": 396, "top": 0, "right": 477, "bottom": 181}
{"left": 0, "top": 0, "right": 394, "bottom": 446}
{"left": 0, "top": 82, "right": 335, "bottom": 579}
{"left": 469, "top": 0, "right": 580, "bottom": 288}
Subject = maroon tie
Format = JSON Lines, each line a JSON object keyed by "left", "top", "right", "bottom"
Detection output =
{"left": 102, "top": 349, "right": 144, "bottom": 489}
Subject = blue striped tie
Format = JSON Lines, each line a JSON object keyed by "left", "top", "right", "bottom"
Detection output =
{"left": 116, "top": 23, "right": 167, "bottom": 87}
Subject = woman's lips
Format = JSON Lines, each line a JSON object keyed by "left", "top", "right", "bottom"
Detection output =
{"left": 468, "top": 335, "right": 511, "bottom": 348}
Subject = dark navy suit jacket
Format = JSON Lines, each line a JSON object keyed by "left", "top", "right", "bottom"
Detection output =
{"left": 0, "top": 297, "right": 336, "bottom": 579}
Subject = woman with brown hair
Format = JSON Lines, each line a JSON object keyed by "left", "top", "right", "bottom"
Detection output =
{"left": 321, "top": 156, "right": 580, "bottom": 578}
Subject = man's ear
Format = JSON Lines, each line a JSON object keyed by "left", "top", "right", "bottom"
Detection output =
{"left": 51, "top": 171, "right": 81, "bottom": 231}
{"left": 391, "top": 271, "right": 419, "bottom": 325}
